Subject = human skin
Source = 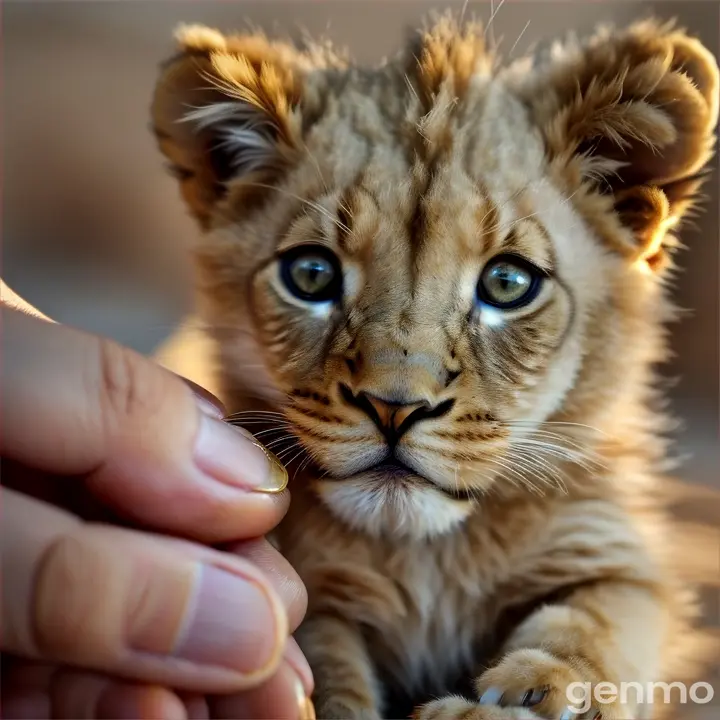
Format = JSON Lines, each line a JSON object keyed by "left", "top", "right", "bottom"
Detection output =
{"left": 1, "top": 287, "right": 314, "bottom": 720}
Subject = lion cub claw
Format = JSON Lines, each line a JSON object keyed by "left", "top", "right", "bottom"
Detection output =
{"left": 414, "top": 648, "right": 609, "bottom": 720}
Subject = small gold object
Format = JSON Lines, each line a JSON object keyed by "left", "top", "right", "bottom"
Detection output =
{"left": 293, "top": 674, "right": 316, "bottom": 720}
{"left": 251, "top": 439, "right": 289, "bottom": 494}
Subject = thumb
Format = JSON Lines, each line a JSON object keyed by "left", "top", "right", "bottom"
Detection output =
{"left": 1, "top": 487, "right": 289, "bottom": 694}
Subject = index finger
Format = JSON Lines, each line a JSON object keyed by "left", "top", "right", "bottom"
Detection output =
{"left": 1, "top": 306, "right": 290, "bottom": 543}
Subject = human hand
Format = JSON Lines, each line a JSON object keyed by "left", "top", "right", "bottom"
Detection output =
{"left": 0, "top": 299, "right": 314, "bottom": 720}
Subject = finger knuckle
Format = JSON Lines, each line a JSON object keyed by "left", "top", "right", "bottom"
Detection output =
{"left": 96, "top": 337, "right": 159, "bottom": 425}
{"left": 32, "top": 531, "right": 109, "bottom": 659}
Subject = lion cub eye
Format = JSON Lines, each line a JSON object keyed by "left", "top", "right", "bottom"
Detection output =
{"left": 279, "top": 244, "right": 343, "bottom": 302}
{"left": 477, "top": 254, "right": 544, "bottom": 310}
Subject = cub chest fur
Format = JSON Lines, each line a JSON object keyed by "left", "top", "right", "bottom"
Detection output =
{"left": 356, "top": 537, "right": 508, "bottom": 700}
{"left": 279, "top": 492, "right": 534, "bottom": 697}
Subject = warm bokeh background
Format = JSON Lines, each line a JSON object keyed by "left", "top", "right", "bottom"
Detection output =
{"left": 3, "top": 2, "right": 718, "bottom": 715}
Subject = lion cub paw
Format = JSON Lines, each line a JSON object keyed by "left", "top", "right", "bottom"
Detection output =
{"left": 415, "top": 648, "right": 611, "bottom": 720}
{"left": 413, "top": 695, "right": 539, "bottom": 720}
{"left": 474, "top": 648, "right": 609, "bottom": 720}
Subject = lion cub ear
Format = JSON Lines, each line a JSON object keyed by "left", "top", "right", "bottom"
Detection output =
{"left": 517, "top": 19, "right": 719, "bottom": 271}
{"left": 151, "top": 25, "right": 306, "bottom": 229}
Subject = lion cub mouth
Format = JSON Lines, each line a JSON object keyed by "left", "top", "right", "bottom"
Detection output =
{"left": 371, "top": 460, "right": 414, "bottom": 478}
{"left": 362, "top": 460, "right": 474, "bottom": 502}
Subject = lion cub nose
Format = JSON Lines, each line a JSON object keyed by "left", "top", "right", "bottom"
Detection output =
{"left": 362, "top": 393, "right": 429, "bottom": 438}
{"left": 339, "top": 385, "right": 453, "bottom": 444}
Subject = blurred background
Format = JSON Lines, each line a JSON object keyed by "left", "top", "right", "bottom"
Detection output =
{"left": 3, "top": 1, "right": 719, "bottom": 713}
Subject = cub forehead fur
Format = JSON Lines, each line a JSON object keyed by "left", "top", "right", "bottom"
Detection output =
{"left": 151, "top": 13, "right": 719, "bottom": 720}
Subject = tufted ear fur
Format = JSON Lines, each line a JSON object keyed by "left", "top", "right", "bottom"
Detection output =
{"left": 512, "top": 19, "right": 719, "bottom": 271}
{"left": 151, "top": 25, "right": 309, "bottom": 229}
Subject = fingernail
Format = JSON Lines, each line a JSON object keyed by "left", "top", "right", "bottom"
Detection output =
{"left": 195, "top": 395, "right": 224, "bottom": 419}
{"left": 284, "top": 636, "right": 314, "bottom": 696}
{"left": 173, "top": 564, "right": 281, "bottom": 674}
{"left": 293, "top": 675, "right": 316, "bottom": 720}
{"left": 185, "top": 377, "right": 226, "bottom": 417}
{"left": 194, "top": 414, "right": 288, "bottom": 493}
{"left": 479, "top": 688, "right": 503, "bottom": 705}
{"left": 211, "top": 663, "right": 313, "bottom": 720}
{"left": 249, "top": 438, "right": 290, "bottom": 494}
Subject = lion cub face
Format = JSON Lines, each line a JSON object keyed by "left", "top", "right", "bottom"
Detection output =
{"left": 152, "top": 18, "right": 718, "bottom": 538}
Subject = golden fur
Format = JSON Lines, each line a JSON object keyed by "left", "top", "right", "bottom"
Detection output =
{"left": 151, "top": 14, "right": 719, "bottom": 720}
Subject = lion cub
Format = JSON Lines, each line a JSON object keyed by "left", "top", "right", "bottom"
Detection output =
{"left": 151, "top": 14, "right": 718, "bottom": 720}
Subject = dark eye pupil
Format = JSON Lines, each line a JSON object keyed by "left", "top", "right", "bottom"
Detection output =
{"left": 291, "top": 258, "right": 331, "bottom": 292}
{"left": 491, "top": 264, "right": 528, "bottom": 290}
